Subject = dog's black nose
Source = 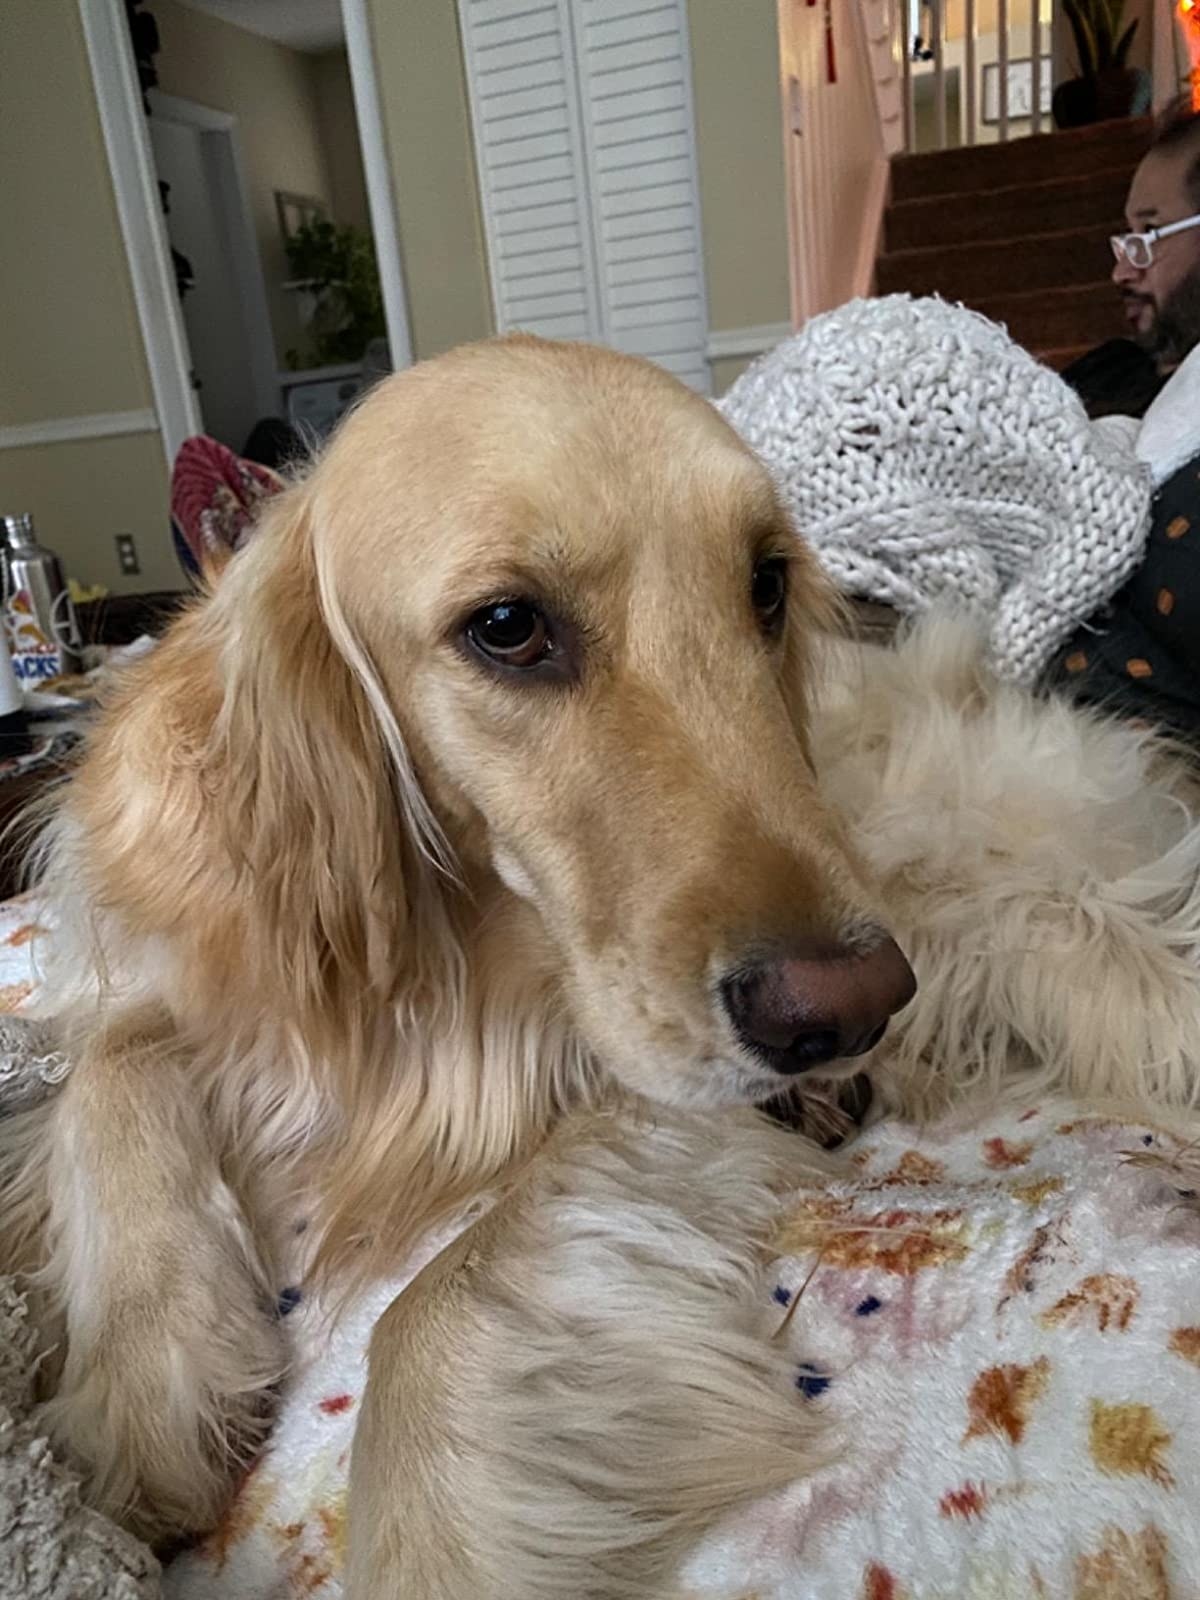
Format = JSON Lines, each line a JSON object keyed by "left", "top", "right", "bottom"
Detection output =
{"left": 722, "top": 936, "right": 916, "bottom": 1075}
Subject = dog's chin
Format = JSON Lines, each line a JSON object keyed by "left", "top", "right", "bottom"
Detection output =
{"left": 760, "top": 1070, "right": 875, "bottom": 1148}
{"left": 605, "top": 1035, "right": 883, "bottom": 1117}
{"left": 625, "top": 1053, "right": 871, "bottom": 1113}
{"left": 609, "top": 1053, "right": 792, "bottom": 1111}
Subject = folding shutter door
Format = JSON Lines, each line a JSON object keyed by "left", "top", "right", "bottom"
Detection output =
{"left": 570, "top": 0, "right": 710, "bottom": 392}
{"left": 458, "top": 0, "right": 710, "bottom": 393}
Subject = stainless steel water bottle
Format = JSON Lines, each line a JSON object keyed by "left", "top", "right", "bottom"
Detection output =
{"left": 1, "top": 513, "right": 85, "bottom": 686}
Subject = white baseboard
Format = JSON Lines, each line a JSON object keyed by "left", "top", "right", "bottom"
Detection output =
{"left": 706, "top": 321, "right": 792, "bottom": 363}
{"left": 0, "top": 409, "right": 159, "bottom": 451}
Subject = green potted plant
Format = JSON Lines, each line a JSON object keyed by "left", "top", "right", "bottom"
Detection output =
{"left": 1052, "top": 0, "right": 1152, "bottom": 127}
{"left": 283, "top": 219, "right": 386, "bottom": 370}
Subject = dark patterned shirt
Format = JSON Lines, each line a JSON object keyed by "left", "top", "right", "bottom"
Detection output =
{"left": 1046, "top": 453, "right": 1200, "bottom": 741}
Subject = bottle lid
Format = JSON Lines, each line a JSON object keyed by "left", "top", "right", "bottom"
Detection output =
{"left": 1, "top": 514, "right": 34, "bottom": 549}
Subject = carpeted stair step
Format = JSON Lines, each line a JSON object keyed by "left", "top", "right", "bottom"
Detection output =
{"left": 876, "top": 223, "right": 1114, "bottom": 299}
{"left": 890, "top": 116, "right": 1151, "bottom": 203}
{"left": 884, "top": 167, "right": 1129, "bottom": 253}
{"left": 969, "top": 282, "right": 1127, "bottom": 351}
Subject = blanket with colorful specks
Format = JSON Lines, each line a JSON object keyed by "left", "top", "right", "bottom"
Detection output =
{"left": 1, "top": 897, "right": 1199, "bottom": 1600}
{"left": 163, "top": 1101, "right": 1200, "bottom": 1600}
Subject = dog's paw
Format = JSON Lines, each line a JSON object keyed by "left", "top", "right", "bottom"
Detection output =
{"left": 41, "top": 1267, "right": 287, "bottom": 1545}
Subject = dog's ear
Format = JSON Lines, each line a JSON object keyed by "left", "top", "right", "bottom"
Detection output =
{"left": 203, "top": 484, "right": 456, "bottom": 1042}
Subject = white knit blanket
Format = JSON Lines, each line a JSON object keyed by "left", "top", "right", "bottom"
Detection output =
{"left": 718, "top": 296, "right": 1186, "bottom": 687}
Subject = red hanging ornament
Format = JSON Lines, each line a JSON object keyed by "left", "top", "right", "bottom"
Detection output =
{"left": 825, "top": 0, "right": 838, "bottom": 81}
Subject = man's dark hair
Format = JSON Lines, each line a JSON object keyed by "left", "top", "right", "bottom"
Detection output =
{"left": 1149, "top": 99, "right": 1200, "bottom": 210}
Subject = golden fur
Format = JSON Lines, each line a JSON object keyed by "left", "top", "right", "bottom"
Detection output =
{"left": 0, "top": 337, "right": 899, "bottom": 1556}
{"left": 347, "top": 617, "right": 1200, "bottom": 1599}
{"left": 7, "top": 335, "right": 1200, "bottom": 1596}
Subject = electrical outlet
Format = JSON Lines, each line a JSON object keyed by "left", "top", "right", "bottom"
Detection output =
{"left": 115, "top": 533, "right": 140, "bottom": 575}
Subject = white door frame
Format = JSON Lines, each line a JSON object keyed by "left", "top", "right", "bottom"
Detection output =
{"left": 77, "top": 0, "right": 413, "bottom": 469}
{"left": 342, "top": 0, "right": 413, "bottom": 373}
{"left": 147, "top": 89, "right": 282, "bottom": 426}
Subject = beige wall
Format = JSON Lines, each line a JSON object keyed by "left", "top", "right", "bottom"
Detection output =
{"left": 367, "top": 0, "right": 494, "bottom": 360}
{"left": 364, "top": 0, "right": 790, "bottom": 365}
{"left": 313, "top": 49, "right": 372, "bottom": 236}
{"left": 1, "top": 0, "right": 152, "bottom": 428}
{"left": 0, "top": 0, "right": 178, "bottom": 594}
{"left": 1, "top": 436, "right": 178, "bottom": 595}
{"left": 688, "top": 0, "right": 792, "bottom": 340}
{"left": 152, "top": 0, "right": 336, "bottom": 368}
{"left": 710, "top": 355, "right": 761, "bottom": 394}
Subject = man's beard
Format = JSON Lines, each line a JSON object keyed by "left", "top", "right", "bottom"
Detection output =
{"left": 1125, "top": 268, "right": 1200, "bottom": 369}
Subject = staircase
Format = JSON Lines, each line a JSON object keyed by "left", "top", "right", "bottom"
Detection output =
{"left": 876, "top": 118, "right": 1153, "bottom": 368}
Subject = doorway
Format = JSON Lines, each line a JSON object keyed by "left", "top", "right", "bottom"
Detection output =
{"left": 79, "top": 0, "right": 412, "bottom": 469}
{"left": 147, "top": 92, "right": 279, "bottom": 450}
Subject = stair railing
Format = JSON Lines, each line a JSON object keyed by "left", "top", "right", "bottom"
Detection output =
{"left": 890, "top": 0, "right": 1055, "bottom": 150}
{"left": 889, "top": 0, "right": 1194, "bottom": 153}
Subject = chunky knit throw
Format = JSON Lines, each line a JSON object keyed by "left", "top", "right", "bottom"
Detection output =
{"left": 718, "top": 295, "right": 1153, "bottom": 686}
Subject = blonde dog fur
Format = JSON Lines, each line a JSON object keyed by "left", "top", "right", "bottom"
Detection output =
{"left": 0, "top": 337, "right": 909, "bottom": 1567}
{"left": 348, "top": 619, "right": 1200, "bottom": 1599}
{"left": 4, "top": 336, "right": 1200, "bottom": 1598}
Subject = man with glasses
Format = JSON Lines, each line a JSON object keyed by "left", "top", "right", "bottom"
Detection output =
{"left": 1111, "top": 111, "right": 1200, "bottom": 375}
{"left": 1047, "top": 105, "right": 1200, "bottom": 738}
{"left": 1062, "top": 105, "right": 1200, "bottom": 417}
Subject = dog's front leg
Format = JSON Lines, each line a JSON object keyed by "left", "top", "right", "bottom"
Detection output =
{"left": 347, "top": 1111, "right": 829, "bottom": 1600}
{"left": 36, "top": 1005, "right": 285, "bottom": 1545}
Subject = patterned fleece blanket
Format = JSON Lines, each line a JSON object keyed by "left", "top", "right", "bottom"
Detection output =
{"left": 165, "top": 1100, "right": 1200, "bottom": 1600}
{"left": 1, "top": 898, "right": 1199, "bottom": 1600}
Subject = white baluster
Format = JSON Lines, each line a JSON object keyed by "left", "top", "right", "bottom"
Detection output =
{"left": 933, "top": 0, "right": 947, "bottom": 147}
{"left": 998, "top": 0, "right": 1010, "bottom": 139}
{"left": 965, "top": 0, "right": 978, "bottom": 144}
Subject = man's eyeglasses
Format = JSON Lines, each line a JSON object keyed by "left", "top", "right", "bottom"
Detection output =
{"left": 1111, "top": 213, "right": 1200, "bottom": 270}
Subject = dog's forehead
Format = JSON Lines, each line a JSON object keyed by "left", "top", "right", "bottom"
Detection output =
{"left": 328, "top": 346, "right": 781, "bottom": 590}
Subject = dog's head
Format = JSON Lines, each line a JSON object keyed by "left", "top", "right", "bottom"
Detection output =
{"left": 234, "top": 336, "right": 910, "bottom": 1108}
{"left": 79, "top": 337, "right": 912, "bottom": 1129}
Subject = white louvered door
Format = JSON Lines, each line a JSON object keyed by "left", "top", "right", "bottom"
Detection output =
{"left": 458, "top": 0, "right": 711, "bottom": 393}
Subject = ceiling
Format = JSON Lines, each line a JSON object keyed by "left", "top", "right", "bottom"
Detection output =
{"left": 173, "top": 0, "right": 345, "bottom": 55}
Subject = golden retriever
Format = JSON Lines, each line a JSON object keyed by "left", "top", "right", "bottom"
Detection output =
{"left": 0, "top": 336, "right": 915, "bottom": 1579}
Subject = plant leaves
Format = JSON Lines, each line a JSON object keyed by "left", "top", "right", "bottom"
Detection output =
{"left": 1062, "top": 0, "right": 1100, "bottom": 76}
{"left": 1114, "top": 16, "right": 1139, "bottom": 65}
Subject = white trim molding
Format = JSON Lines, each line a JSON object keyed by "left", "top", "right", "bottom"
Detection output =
{"left": 342, "top": 0, "right": 414, "bottom": 370}
{"left": 0, "top": 409, "right": 159, "bottom": 452}
{"left": 78, "top": 0, "right": 200, "bottom": 464}
{"left": 706, "top": 322, "right": 792, "bottom": 363}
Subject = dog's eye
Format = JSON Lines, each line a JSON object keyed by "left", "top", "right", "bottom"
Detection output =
{"left": 466, "top": 601, "right": 550, "bottom": 668}
{"left": 751, "top": 558, "right": 788, "bottom": 631}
